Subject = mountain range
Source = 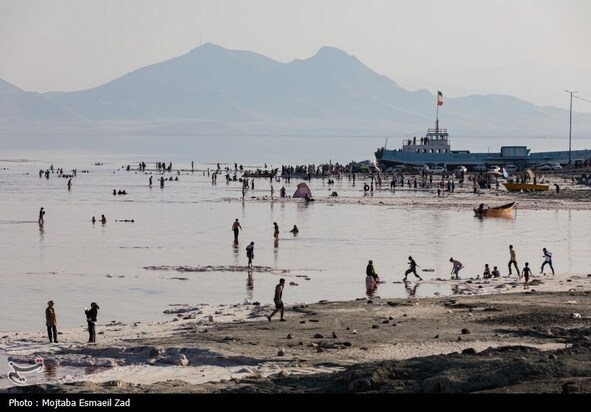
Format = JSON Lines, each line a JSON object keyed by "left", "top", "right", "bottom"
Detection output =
{"left": 1, "top": 43, "right": 589, "bottom": 137}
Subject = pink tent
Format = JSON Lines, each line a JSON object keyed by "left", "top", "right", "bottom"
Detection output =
{"left": 292, "top": 182, "right": 312, "bottom": 198}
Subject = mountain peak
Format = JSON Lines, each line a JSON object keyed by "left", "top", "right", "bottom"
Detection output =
{"left": 314, "top": 46, "right": 352, "bottom": 59}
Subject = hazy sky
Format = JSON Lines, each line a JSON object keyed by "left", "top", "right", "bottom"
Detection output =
{"left": 2, "top": 0, "right": 590, "bottom": 113}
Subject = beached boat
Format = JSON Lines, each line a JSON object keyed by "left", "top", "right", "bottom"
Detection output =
{"left": 473, "top": 202, "right": 515, "bottom": 218}
{"left": 502, "top": 183, "right": 549, "bottom": 192}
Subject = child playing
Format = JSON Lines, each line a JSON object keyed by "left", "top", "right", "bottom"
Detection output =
{"left": 522, "top": 262, "right": 532, "bottom": 289}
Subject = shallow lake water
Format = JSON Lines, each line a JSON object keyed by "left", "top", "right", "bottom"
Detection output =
{"left": 1, "top": 154, "right": 590, "bottom": 332}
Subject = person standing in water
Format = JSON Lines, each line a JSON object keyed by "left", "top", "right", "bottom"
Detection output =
{"left": 100, "top": 214, "right": 106, "bottom": 224}
{"left": 366, "top": 259, "right": 379, "bottom": 283}
{"left": 149, "top": 176, "right": 153, "bottom": 187}
{"left": 449, "top": 258, "right": 464, "bottom": 280}
{"left": 246, "top": 241, "right": 255, "bottom": 267}
{"left": 273, "top": 222, "right": 279, "bottom": 240}
{"left": 45, "top": 300, "right": 58, "bottom": 343}
{"left": 38, "top": 207, "right": 45, "bottom": 226}
{"left": 232, "top": 219, "right": 242, "bottom": 242}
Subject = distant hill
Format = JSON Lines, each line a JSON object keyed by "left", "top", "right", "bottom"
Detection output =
{"left": 1, "top": 43, "right": 590, "bottom": 137}
{"left": 0, "top": 79, "right": 85, "bottom": 125}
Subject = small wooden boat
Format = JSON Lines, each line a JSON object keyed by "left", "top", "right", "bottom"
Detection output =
{"left": 502, "top": 182, "right": 549, "bottom": 192}
{"left": 473, "top": 202, "right": 515, "bottom": 218}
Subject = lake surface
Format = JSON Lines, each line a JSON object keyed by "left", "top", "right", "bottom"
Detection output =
{"left": 1, "top": 145, "right": 590, "bottom": 331}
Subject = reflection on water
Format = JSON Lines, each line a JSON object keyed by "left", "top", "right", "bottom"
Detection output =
{"left": 404, "top": 280, "right": 419, "bottom": 297}
{"left": 43, "top": 363, "right": 57, "bottom": 380}
{"left": 232, "top": 241, "right": 239, "bottom": 266}
{"left": 246, "top": 270, "right": 254, "bottom": 302}
{"left": 366, "top": 283, "right": 378, "bottom": 299}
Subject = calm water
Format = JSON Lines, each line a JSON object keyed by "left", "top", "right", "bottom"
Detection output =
{"left": 1, "top": 148, "right": 590, "bottom": 332}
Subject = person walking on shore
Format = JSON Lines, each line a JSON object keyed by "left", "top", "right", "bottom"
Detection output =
{"left": 45, "top": 300, "right": 58, "bottom": 343}
{"left": 232, "top": 219, "right": 242, "bottom": 242}
{"left": 404, "top": 256, "right": 422, "bottom": 281}
{"left": 540, "top": 248, "right": 555, "bottom": 274}
{"left": 508, "top": 245, "right": 520, "bottom": 277}
{"left": 266, "top": 278, "right": 286, "bottom": 322}
{"left": 85, "top": 302, "right": 99, "bottom": 343}
{"left": 246, "top": 241, "right": 255, "bottom": 267}
{"left": 522, "top": 262, "right": 532, "bottom": 289}
{"left": 38, "top": 207, "right": 45, "bottom": 226}
{"left": 449, "top": 258, "right": 464, "bottom": 280}
{"left": 273, "top": 222, "right": 279, "bottom": 240}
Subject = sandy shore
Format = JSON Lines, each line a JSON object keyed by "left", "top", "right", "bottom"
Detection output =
{"left": 2, "top": 271, "right": 590, "bottom": 394}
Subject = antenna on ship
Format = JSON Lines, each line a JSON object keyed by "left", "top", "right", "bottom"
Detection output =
{"left": 436, "top": 91, "right": 443, "bottom": 137}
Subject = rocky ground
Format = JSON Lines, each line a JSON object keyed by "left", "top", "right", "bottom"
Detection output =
{"left": 4, "top": 287, "right": 591, "bottom": 394}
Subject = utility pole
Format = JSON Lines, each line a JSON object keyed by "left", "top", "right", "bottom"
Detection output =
{"left": 565, "top": 90, "right": 577, "bottom": 165}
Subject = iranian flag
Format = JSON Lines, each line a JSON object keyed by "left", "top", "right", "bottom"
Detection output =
{"left": 437, "top": 90, "right": 443, "bottom": 106}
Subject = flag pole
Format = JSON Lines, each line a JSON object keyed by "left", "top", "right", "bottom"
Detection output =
{"left": 436, "top": 93, "right": 439, "bottom": 137}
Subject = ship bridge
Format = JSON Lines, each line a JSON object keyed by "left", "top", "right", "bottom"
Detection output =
{"left": 402, "top": 128, "right": 451, "bottom": 154}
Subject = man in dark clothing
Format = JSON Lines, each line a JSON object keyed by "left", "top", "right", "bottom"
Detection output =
{"left": 246, "top": 242, "right": 255, "bottom": 267}
{"left": 85, "top": 302, "right": 99, "bottom": 343}
{"left": 232, "top": 219, "right": 242, "bottom": 242}
{"left": 46, "top": 300, "right": 58, "bottom": 343}
{"left": 404, "top": 256, "right": 423, "bottom": 281}
{"left": 366, "top": 260, "right": 379, "bottom": 282}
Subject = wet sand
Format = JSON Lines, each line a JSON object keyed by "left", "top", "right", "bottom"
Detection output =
{"left": 2, "top": 272, "right": 590, "bottom": 394}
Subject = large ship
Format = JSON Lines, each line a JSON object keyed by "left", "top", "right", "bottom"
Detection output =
{"left": 375, "top": 92, "right": 590, "bottom": 170}
{"left": 375, "top": 127, "right": 590, "bottom": 170}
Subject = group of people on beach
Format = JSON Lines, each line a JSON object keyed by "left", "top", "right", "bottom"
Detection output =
{"left": 44, "top": 301, "right": 100, "bottom": 344}
{"left": 364, "top": 244, "right": 555, "bottom": 295}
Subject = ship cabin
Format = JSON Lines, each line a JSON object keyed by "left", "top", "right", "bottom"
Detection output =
{"left": 402, "top": 128, "right": 452, "bottom": 154}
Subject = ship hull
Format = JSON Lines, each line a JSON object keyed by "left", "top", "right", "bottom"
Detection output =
{"left": 375, "top": 148, "right": 591, "bottom": 169}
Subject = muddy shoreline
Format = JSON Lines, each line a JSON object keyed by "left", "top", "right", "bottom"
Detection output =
{"left": 3, "top": 286, "right": 591, "bottom": 394}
